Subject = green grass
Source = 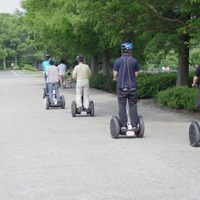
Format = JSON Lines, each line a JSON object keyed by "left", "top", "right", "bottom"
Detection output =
{"left": 22, "top": 70, "right": 43, "bottom": 76}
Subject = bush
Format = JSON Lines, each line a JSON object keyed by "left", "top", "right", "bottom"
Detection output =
{"left": 156, "top": 86, "right": 198, "bottom": 111}
{"left": 14, "top": 65, "right": 20, "bottom": 70}
{"left": 137, "top": 72, "right": 177, "bottom": 99}
{"left": 90, "top": 71, "right": 195, "bottom": 101}
{"left": 90, "top": 72, "right": 179, "bottom": 97}
{"left": 90, "top": 73, "right": 116, "bottom": 93}
{"left": 22, "top": 64, "right": 37, "bottom": 71}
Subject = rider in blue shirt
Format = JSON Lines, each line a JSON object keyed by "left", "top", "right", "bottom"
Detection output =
{"left": 113, "top": 42, "right": 139, "bottom": 132}
{"left": 42, "top": 55, "right": 51, "bottom": 92}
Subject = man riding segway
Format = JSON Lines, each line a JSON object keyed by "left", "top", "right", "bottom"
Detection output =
{"left": 110, "top": 42, "right": 144, "bottom": 138}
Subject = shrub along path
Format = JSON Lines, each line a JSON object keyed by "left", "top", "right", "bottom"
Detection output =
{"left": 140, "top": 98, "right": 200, "bottom": 119}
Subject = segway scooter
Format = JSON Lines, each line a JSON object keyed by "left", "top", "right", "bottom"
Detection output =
{"left": 110, "top": 100, "right": 144, "bottom": 138}
{"left": 71, "top": 96, "right": 94, "bottom": 117}
{"left": 110, "top": 115, "right": 144, "bottom": 139}
{"left": 189, "top": 121, "right": 200, "bottom": 147}
{"left": 45, "top": 86, "right": 65, "bottom": 110}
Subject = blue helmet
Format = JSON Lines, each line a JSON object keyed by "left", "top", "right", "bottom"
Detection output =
{"left": 121, "top": 42, "right": 134, "bottom": 53}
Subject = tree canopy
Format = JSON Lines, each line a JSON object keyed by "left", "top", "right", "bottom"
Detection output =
{"left": 0, "top": 0, "right": 199, "bottom": 86}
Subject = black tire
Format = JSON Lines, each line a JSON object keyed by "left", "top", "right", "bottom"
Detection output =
{"left": 61, "top": 95, "right": 65, "bottom": 109}
{"left": 110, "top": 116, "right": 120, "bottom": 139}
{"left": 42, "top": 88, "right": 46, "bottom": 99}
{"left": 189, "top": 121, "right": 200, "bottom": 147}
{"left": 136, "top": 115, "right": 145, "bottom": 138}
{"left": 45, "top": 97, "right": 49, "bottom": 110}
{"left": 71, "top": 101, "right": 77, "bottom": 117}
{"left": 89, "top": 101, "right": 95, "bottom": 116}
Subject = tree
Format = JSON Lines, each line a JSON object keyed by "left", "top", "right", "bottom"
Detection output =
{"left": 93, "top": 0, "right": 200, "bottom": 85}
{"left": 21, "top": 0, "right": 200, "bottom": 85}
{"left": 0, "top": 13, "right": 39, "bottom": 69}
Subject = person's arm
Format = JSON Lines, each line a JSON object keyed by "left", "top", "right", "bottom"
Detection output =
{"left": 135, "top": 60, "right": 139, "bottom": 77}
{"left": 57, "top": 65, "right": 60, "bottom": 73}
{"left": 65, "top": 65, "right": 67, "bottom": 73}
{"left": 88, "top": 66, "right": 91, "bottom": 78}
{"left": 72, "top": 67, "right": 77, "bottom": 79}
{"left": 113, "top": 59, "right": 119, "bottom": 81}
{"left": 113, "top": 70, "right": 118, "bottom": 81}
{"left": 192, "top": 76, "right": 199, "bottom": 87}
{"left": 46, "top": 67, "right": 49, "bottom": 76}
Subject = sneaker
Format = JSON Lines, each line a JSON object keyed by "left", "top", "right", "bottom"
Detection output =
{"left": 121, "top": 127, "right": 127, "bottom": 132}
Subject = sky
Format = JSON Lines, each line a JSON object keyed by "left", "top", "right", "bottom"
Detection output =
{"left": 0, "top": 0, "right": 22, "bottom": 14}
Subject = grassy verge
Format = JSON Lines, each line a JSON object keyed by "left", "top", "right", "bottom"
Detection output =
{"left": 22, "top": 70, "right": 43, "bottom": 76}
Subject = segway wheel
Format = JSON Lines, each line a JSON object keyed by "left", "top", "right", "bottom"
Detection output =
{"left": 71, "top": 101, "right": 77, "bottom": 117}
{"left": 189, "top": 121, "right": 200, "bottom": 147}
{"left": 42, "top": 88, "right": 46, "bottom": 99}
{"left": 89, "top": 101, "right": 95, "bottom": 116}
{"left": 110, "top": 116, "right": 120, "bottom": 139}
{"left": 61, "top": 95, "right": 65, "bottom": 109}
{"left": 136, "top": 115, "right": 145, "bottom": 138}
{"left": 45, "top": 97, "right": 49, "bottom": 110}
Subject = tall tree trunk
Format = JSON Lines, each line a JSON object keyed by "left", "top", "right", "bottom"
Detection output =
{"left": 176, "top": 34, "right": 190, "bottom": 86}
{"left": 102, "top": 50, "right": 110, "bottom": 75}
{"left": 90, "top": 53, "right": 98, "bottom": 75}
{"left": 3, "top": 58, "right": 6, "bottom": 70}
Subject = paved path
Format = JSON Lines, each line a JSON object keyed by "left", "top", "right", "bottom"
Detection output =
{"left": 0, "top": 70, "right": 200, "bottom": 200}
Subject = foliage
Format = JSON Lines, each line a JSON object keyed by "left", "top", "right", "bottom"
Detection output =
{"left": 13, "top": 65, "right": 20, "bottom": 70}
{"left": 0, "top": 13, "right": 42, "bottom": 69}
{"left": 137, "top": 72, "right": 177, "bottom": 98}
{"left": 90, "top": 71, "right": 195, "bottom": 99}
{"left": 22, "top": 64, "right": 37, "bottom": 71}
{"left": 156, "top": 86, "right": 198, "bottom": 111}
{"left": 90, "top": 73, "right": 116, "bottom": 93}
{"left": 0, "top": 0, "right": 198, "bottom": 85}
{"left": 20, "top": 0, "right": 200, "bottom": 85}
{"left": 190, "top": 45, "right": 200, "bottom": 66}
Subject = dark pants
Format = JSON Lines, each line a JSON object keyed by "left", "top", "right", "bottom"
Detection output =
{"left": 118, "top": 88, "right": 138, "bottom": 127}
{"left": 44, "top": 73, "right": 49, "bottom": 93}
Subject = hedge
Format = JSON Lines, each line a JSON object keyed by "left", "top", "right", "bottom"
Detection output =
{"left": 90, "top": 71, "right": 197, "bottom": 111}
{"left": 90, "top": 72, "right": 194, "bottom": 98}
{"left": 155, "top": 86, "right": 198, "bottom": 111}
